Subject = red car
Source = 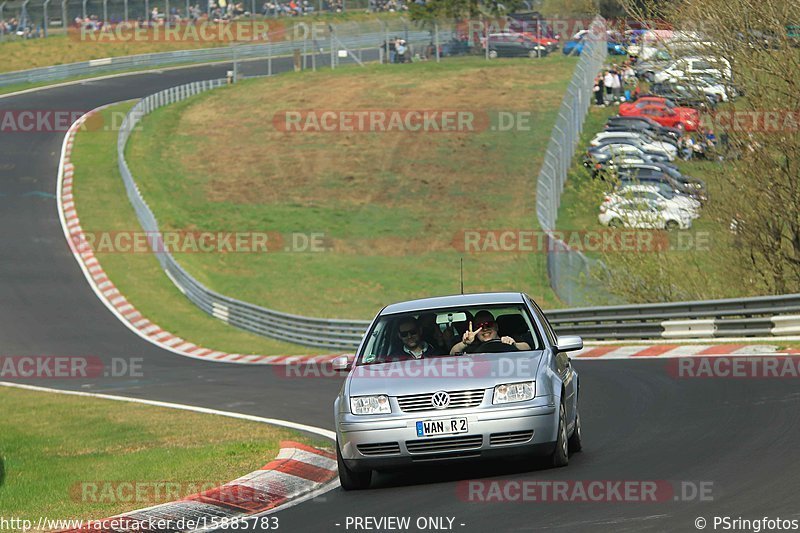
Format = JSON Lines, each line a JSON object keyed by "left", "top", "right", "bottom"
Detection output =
{"left": 619, "top": 97, "right": 700, "bottom": 131}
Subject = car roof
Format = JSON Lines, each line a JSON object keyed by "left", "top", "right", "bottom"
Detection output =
{"left": 381, "top": 292, "right": 526, "bottom": 315}
{"left": 617, "top": 184, "right": 662, "bottom": 192}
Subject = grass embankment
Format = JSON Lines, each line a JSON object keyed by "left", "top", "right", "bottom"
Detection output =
{"left": 0, "top": 12, "right": 402, "bottom": 74}
{"left": 0, "top": 386, "right": 327, "bottom": 520}
{"left": 72, "top": 103, "right": 310, "bottom": 354}
{"left": 126, "top": 55, "right": 579, "bottom": 318}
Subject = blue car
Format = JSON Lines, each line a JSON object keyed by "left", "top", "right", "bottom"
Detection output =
{"left": 562, "top": 39, "right": 627, "bottom": 56}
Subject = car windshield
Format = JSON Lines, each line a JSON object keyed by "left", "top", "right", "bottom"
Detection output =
{"left": 357, "top": 304, "right": 542, "bottom": 365}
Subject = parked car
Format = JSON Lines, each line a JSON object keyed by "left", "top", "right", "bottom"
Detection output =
{"left": 605, "top": 184, "right": 701, "bottom": 219}
{"left": 440, "top": 37, "right": 471, "bottom": 57}
{"left": 633, "top": 49, "right": 673, "bottom": 80}
{"left": 584, "top": 143, "right": 671, "bottom": 175}
{"left": 484, "top": 32, "right": 549, "bottom": 58}
{"left": 618, "top": 97, "right": 700, "bottom": 131}
{"left": 599, "top": 198, "right": 692, "bottom": 230}
{"left": 592, "top": 138, "right": 675, "bottom": 161}
{"left": 687, "top": 75, "right": 741, "bottom": 102}
{"left": 563, "top": 38, "right": 627, "bottom": 56}
{"left": 603, "top": 124, "right": 679, "bottom": 147}
{"left": 648, "top": 83, "right": 718, "bottom": 110}
{"left": 605, "top": 115, "right": 682, "bottom": 142}
{"left": 653, "top": 56, "right": 732, "bottom": 83}
{"left": 590, "top": 131, "right": 679, "bottom": 158}
{"left": 333, "top": 293, "right": 584, "bottom": 490}
{"left": 616, "top": 164, "right": 708, "bottom": 202}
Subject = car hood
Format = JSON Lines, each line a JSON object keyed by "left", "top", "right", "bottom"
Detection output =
{"left": 347, "top": 351, "right": 545, "bottom": 397}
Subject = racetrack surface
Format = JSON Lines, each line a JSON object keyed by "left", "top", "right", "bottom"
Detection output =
{"left": 1, "top": 55, "right": 798, "bottom": 532}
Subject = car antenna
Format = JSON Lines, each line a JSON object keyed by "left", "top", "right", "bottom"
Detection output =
{"left": 460, "top": 257, "right": 464, "bottom": 295}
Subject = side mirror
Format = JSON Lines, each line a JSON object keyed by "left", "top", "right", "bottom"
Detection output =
{"left": 555, "top": 335, "right": 583, "bottom": 353}
{"left": 332, "top": 355, "right": 352, "bottom": 372}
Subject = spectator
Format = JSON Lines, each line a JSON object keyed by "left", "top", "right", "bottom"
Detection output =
{"left": 593, "top": 75, "right": 604, "bottom": 106}
{"left": 603, "top": 69, "right": 614, "bottom": 102}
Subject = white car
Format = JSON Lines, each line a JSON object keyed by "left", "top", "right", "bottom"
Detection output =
{"left": 599, "top": 199, "right": 692, "bottom": 230}
{"left": 604, "top": 184, "right": 701, "bottom": 219}
{"left": 590, "top": 132, "right": 678, "bottom": 158}
{"left": 653, "top": 56, "right": 732, "bottom": 84}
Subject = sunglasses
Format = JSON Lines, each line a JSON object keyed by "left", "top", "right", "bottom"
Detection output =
{"left": 476, "top": 321, "right": 496, "bottom": 330}
{"left": 399, "top": 329, "right": 419, "bottom": 338}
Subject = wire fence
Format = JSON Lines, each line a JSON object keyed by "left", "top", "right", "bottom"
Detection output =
{"left": 535, "top": 16, "right": 607, "bottom": 307}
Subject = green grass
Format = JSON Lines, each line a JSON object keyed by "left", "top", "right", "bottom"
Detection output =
{"left": 125, "top": 55, "right": 580, "bottom": 318}
{"left": 72, "top": 103, "right": 311, "bottom": 355}
{"left": 0, "top": 386, "right": 327, "bottom": 520}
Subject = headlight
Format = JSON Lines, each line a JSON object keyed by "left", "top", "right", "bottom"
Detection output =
{"left": 493, "top": 382, "right": 535, "bottom": 404}
{"left": 350, "top": 395, "right": 391, "bottom": 415}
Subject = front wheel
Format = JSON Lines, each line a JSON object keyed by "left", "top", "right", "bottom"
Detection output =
{"left": 550, "top": 403, "right": 569, "bottom": 467}
{"left": 665, "top": 220, "right": 680, "bottom": 231}
{"left": 336, "top": 439, "right": 372, "bottom": 490}
{"left": 488, "top": 50, "right": 498, "bottom": 59}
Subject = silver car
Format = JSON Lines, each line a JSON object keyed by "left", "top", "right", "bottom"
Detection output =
{"left": 332, "top": 292, "right": 584, "bottom": 490}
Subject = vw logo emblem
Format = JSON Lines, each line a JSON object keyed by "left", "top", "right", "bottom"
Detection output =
{"left": 431, "top": 391, "right": 450, "bottom": 409}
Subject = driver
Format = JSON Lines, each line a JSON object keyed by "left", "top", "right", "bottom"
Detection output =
{"left": 449, "top": 310, "right": 531, "bottom": 354}
{"left": 393, "top": 317, "right": 437, "bottom": 360}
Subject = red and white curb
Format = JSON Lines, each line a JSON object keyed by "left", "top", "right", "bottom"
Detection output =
{"left": 57, "top": 106, "right": 348, "bottom": 366}
{"left": 56, "top": 441, "right": 336, "bottom": 533}
{"left": 573, "top": 343, "right": 793, "bottom": 359}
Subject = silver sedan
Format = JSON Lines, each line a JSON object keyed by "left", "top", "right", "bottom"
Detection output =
{"left": 332, "top": 292, "right": 583, "bottom": 490}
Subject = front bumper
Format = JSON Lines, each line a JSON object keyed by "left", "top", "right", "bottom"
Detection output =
{"left": 337, "top": 396, "right": 559, "bottom": 471}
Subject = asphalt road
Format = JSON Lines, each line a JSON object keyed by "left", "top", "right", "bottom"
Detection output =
{"left": 1, "top": 55, "right": 799, "bottom": 533}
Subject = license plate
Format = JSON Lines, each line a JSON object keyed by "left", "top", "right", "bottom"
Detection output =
{"left": 416, "top": 417, "right": 468, "bottom": 437}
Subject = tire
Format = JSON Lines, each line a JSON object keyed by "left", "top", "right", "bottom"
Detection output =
{"left": 665, "top": 220, "right": 680, "bottom": 231}
{"left": 488, "top": 50, "right": 498, "bottom": 59}
{"left": 336, "top": 439, "right": 372, "bottom": 490}
{"left": 528, "top": 49, "right": 540, "bottom": 58}
{"left": 568, "top": 404, "right": 583, "bottom": 453}
{"left": 608, "top": 218, "right": 623, "bottom": 228}
{"left": 550, "top": 402, "right": 569, "bottom": 467}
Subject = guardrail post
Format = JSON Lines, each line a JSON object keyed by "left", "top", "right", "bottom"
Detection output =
{"left": 43, "top": 0, "right": 50, "bottom": 37}
{"left": 434, "top": 21, "right": 440, "bottom": 63}
{"left": 102, "top": 0, "right": 107, "bottom": 24}
{"left": 145, "top": 0, "right": 149, "bottom": 23}
{"left": 123, "top": 0, "right": 127, "bottom": 21}
{"left": 81, "top": 0, "right": 86, "bottom": 19}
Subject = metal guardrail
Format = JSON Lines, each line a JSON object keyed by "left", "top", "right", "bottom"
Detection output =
{"left": 112, "top": 30, "right": 800, "bottom": 349}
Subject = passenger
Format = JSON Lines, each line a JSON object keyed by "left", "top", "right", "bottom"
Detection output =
{"left": 449, "top": 311, "right": 531, "bottom": 354}
{"left": 418, "top": 313, "right": 453, "bottom": 353}
{"left": 393, "top": 317, "right": 437, "bottom": 359}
